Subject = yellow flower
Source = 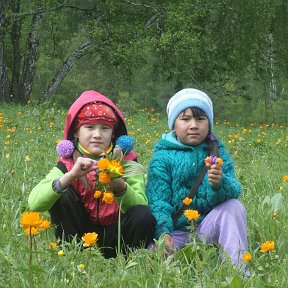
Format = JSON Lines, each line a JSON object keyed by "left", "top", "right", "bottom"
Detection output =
{"left": 102, "top": 192, "right": 114, "bottom": 204}
{"left": 82, "top": 232, "right": 98, "bottom": 247}
{"left": 242, "top": 252, "right": 253, "bottom": 263}
{"left": 283, "top": 175, "right": 288, "bottom": 182}
{"left": 58, "top": 250, "right": 65, "bottom": 256}
{"left": 20, "top": 211, "right": 42, "bottom": 229}
{"left": 48, "top": 242, "right": 58, "bottom": 249}
{"left": 260, "top": 240, "right": 275, "bottom": 253}
{"left": 109, "top": 160, "right": 124, "bottom": 177}
{"left": 256, "top": 139, "right": 261, "bottom": 143}
{"left": 216, "top": 158, "right": 223, "bottom": 167}
{"left": 94, "top": 190, "right": 102, "bottom": 199}
{"left": 183, "top": 197, "right": 192, "bottom": 205}
{"left": 184, "top": 210, "right": 200, "bottom": 221}
{"left": 79, "top": 263, "right": 85, "bottom": 269}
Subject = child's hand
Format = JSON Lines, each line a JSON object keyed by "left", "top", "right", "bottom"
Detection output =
{"left": 153, "top": 234, "right": 174, "bottom": 256}
{"left": 205, "top": 162, "right": 222, "bottom": 187}
{"left": 70, "top": 157, "right": 98, "bottom": 179}
{"left": 109, "top": 177, "right": 127, "bottom": 195}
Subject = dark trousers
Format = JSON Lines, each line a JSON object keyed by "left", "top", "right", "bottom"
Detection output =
{"left": 49, "top": 187, "right": 156, "bottom": 258}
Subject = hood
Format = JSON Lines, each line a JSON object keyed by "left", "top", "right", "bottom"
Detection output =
{"left": 64, "top": 90, "right": 127, "bottom": 140}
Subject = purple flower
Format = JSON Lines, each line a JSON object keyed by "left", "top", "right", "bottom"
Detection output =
{"left": 56, "top": 140, "right": 75, "bottom": 158}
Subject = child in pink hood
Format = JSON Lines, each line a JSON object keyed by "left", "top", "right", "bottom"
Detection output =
{"left": 28, "top": 90, "right": 155, "bottom": 258}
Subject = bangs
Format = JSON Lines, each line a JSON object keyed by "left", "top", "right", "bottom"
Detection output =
{"left": 181, "top": 107, "right": 207, "bottom": 119}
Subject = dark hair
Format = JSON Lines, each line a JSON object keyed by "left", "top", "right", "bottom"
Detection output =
{"left": 180, "top": 107, "right": 207, "bottom": 119}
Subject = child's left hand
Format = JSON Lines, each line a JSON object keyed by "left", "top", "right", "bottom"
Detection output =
{"left": 205, "top": 162, "right": 222, "bottom": 187}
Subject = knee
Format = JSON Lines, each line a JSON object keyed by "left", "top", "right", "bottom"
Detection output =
{"left": 217, "top": 199, "right": 246, "bottom": 219}
{"left": 126, "top": 205, "right": 156, "bottom": 228}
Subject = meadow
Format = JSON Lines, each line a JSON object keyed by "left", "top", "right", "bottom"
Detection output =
{"left": 0, "top": 102, "right": 287, "bottom": 287}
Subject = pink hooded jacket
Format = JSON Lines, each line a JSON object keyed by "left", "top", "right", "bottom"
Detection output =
{"left": 59, "top": 90, "right": 136, "bottom": 225}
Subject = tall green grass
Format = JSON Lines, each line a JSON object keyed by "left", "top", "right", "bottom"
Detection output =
{"left": 1, "top": 103, "right": 287, "bottom": 287}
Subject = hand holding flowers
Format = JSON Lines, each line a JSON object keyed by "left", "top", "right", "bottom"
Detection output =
{"left": 204, "top": 155, "right": 223, "bottom": 187}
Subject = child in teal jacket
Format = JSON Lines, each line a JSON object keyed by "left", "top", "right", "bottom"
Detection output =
{"left": 146, "top": 88, "right": 247, "bottom": 266}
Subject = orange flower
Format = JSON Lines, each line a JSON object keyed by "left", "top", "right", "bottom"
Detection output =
{"left": 283, "top": 175, "right": 288, "bottom": 182}
{"left": 98, "top": 158, "right": 110, "bottom": 170}
{"left": 242, "top": 252, "right": 253, "bottom": 263}
{"left": 94, "top": 190, "right": 102, "bottom": 199}
{"left": 48, "top": 242, "right": 58, "bottom": 249}
{"left": 24, "top": 227, "right": 39, "bottom": 236}
{"left": 184, "top": 210, "right": 200, "bottom": 221}
{"left": 39, "top": 219, "right": 51, "bottom": 230}
{"left": 260, "top": 240, "right": 275, "bottom": 253}
{"left": 102, "top": 192, "right": 114, "bottom": 204}
{"left": 82, "top": 232, "right": 98, "bottom": 247}
{"left": 183, "top": 197, "right": 192, "bottom": 205}
{"left": 99, "top": 172, "right": 111, "bottom": 184}
{"left": 20, "top": 211, "right": 42, "bottom": 229}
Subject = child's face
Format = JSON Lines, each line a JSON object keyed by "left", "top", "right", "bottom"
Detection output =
{"left": 74, "top": 123, "right": 113, "bottom": 155}
{"left": 174, "top": 108, "right": 209, "bottom": 146}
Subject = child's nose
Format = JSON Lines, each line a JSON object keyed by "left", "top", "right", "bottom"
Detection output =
{"left": 93, "top": 128, "right": 101, "bottom": 137}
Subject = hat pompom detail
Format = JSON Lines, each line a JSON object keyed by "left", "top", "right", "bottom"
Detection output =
{"left": 56, "top": 140, "right": 75, "bottom": 158}
{"left": 116, "top": 135, "right": 134, "bottom": 154}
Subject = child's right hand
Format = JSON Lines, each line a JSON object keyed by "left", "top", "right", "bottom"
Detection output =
{"left": 69, "top": 157, "right": 98, "bottom": 179}
{"left": 57, "top": 157, "right": 97, "bottom": 191}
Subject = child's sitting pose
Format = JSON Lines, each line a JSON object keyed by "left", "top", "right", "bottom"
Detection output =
{"left": 29, "top": 90, "right": 155, "bottom": 258}
{"left": 146, "top": 88, "right": 247, "bottom": 265}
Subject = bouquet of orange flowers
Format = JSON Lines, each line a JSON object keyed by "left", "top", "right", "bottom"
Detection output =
{"left": 93, "top": 157, "right": 124, "bottom": 204}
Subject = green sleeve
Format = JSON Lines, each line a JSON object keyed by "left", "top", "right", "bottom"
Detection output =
{"left": 28, "top": 167, "right": 64, "bottom": 212}
{"left": 114, "top": 174, "right": 148, "bottom": 213}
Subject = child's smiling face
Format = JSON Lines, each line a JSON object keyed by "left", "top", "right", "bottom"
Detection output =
{"left": 173, "top": 108, "right": 209, "bottom": 146}
{"left": 74, "top": 123, "right": 113, "bottom": 155}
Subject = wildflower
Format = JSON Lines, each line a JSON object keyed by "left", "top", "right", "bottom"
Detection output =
{"left": 98, "top": 158, "right": 110, "bottom": 170}
{"left": 48, "top": 242, "right": 58, "bottom": 249}
{"left": 183, "top": 197, "right": 192, "bottom": 205}
{"left": 25, "top": 155, "right": 31, "bottom": 162}
{"left": 260, "top": 240, "right": 275, "bottom": 253}
{"left": 109, "top": 160, "right": 124, "bottom": 177}
{"left": 94, "top": 190, "right": 102, "bottom": 199}
{"left": 283, "top": 176, "right": 288, "bottom": 182}
{"left": 39, "top": 219, "right": 51, "bottom": 230}
{"left": 205, "top": 155, "right": 223, "bottom": 167}
{"left": 256, "top": 139, "right": 261, "bottom": 143}
{"left": 58, "top": 250, "right": 65, "bottom": 256}
{"left": 99, "top": 172, "right": 111, "bottom": 184}
{"left": 24, "top": 227, "right": 39, "bottom": 236}
{"left": 20, "top": 211, "right": 42, "bottom": 229}
{"left": 242, "top": 253, "right": 253, "bottom": 263}
{"left": 82, "top": 232, "right": 98, "bottom": 247}
{"left": 272, "top": 211, "right": 278, "bottom": 218}
{"left": 102, "top": 192, "right": 114, "bottom": 204}
{"left": 184, "top": 210, "right": 200, "bottom": 221}
{"left": 79, "top": 263, "right": 85, "bottom": 269}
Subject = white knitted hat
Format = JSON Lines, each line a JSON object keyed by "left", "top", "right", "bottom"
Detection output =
{"left": 167, "top": 88, "right": 213, "bottom": 131}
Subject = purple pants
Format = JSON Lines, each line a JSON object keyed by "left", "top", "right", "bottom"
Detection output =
{"left": 151, "top": 199, "right": 248, "bottom": 265}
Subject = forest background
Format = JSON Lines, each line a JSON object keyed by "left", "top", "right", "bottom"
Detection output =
{"left": 1, "top": 0, "right": 288, "bottom": 124}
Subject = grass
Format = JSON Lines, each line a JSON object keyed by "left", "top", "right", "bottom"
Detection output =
{"left": 0, "top": 102, "right": 288, "bottom": 287}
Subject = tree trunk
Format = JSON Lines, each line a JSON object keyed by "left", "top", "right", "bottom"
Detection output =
{"left": 40, "top": 40, "right": 92, "bottom": 101}
{"left": 10, "top": 0, "right": 22, "bottom": 102}
{"left": 19, "top": 3, "right": 43, "bottom": 104}
{"left": 0, "top": 0, "right": 10, "bottom": 101}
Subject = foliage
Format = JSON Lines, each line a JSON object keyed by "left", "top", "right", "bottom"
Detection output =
{"left": 1, "top": 103, "right": 288, "bottom": 287}
{"left": 1, "top": 1, "right": 288, "bottom": 123}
